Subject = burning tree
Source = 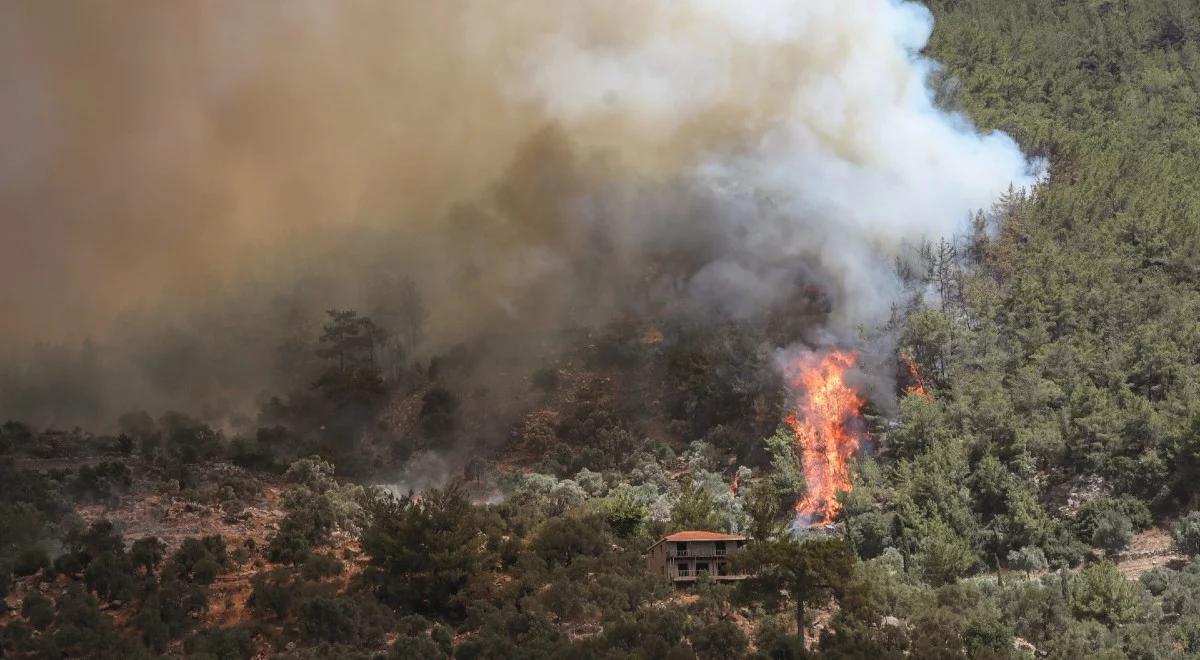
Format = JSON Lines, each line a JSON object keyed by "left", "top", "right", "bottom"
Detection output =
{"left": 899, "top": 350, "right": 932, "bottom": 400}
{"left": 783, "top": 351, "right": 866, "bottom": 528}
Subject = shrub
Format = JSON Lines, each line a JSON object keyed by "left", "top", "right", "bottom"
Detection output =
{"left": 0, "top": 621, "right": 36, "bottom": 656}
{"left": 267, "top": 525, "right": 313, "bottom": 565}
{"left": 388, "top": 635, "right": 442, "bottom": 660}
{"left": 1139, "top": 566, "right": 1173, "bottom": 596}
{"left": 1006, "top": 545, "right": 1049, "bottom": 577}
{"left": 61, "top": 520, "right": 125, "bottom": 568}
{"left": 52, "top": 588, "right": 104, "bottom": 633}
{"left": 453, "top": 607, "right": 568, "bottom": 659}
{"left": 1069, "top": 562, "right": 1142, "bottom": 625}
{"left": 431, "top": 624, "right": 453, "bottom": 655}
{"left": 396, "top": 614, "right": 430, "bottom": 636}
{"left": 68, "top": 462, "right": 132, "bottom": 503}
{"left": 135, "top": 607, "right": 172, "bottom": 654}
{"left": 1175, "top": 512, "right": 1200, "bottom": 557}
{"left": 593, "top": 484, "right": 648, "bottom": 538}
{"left": 228, "top": 435, "right": 276, "bottom": 470}
{"left": 136, "top": 574, "right": 211, "bottom": 649}
{"left": 689, "top": 620, "right": 748, "bottom": 660}
{"left": 160, "top": 413, "right": 224, "bottom": 463}
{"left": 284, "top": 456, "right": 337, "bottom": 493}
{"left": 84, "top": 550, "right": 137, "bottom": 602}
{"left": 670, "top": 480, "right": 722, "bottom": 533}
{"left": 192, "top": 556, "right": 223, "bottom": 585}
{"left": 1073, "top": 497, "right": 1149, "bottom": 553}
{"left": 754, "top": 614, "right": 803, "bottom": 660}
{"left": 249, "top": 570, "right": 298, "bottom": 619}
{"left": 299, "top": 597, "right": 388, "bottom": 646}
{"left": 361, "top": 485, "right": 485, "bottom": 617}
{"left": 22, "top": 591, "right": 54, "bottom": 630}
{"left": 131, "top": 537, "right": 166, "bottom": 573}
{"left": 914, "top": 522, "right": 977, "bottom": 586}
{"left": 531, "top": 515, "right": 610, "bottom": 566}
{"left": 171, "top": 536, "right": 228, "bottom": 585}
{"left": 12, "top": 545, "right": 50, "bottom": 577}
{"left": 267, "top": 478, "right": 361, "bottom": 565}
{"left": 1090, "top": 509, "right": 1133, "bottom": 554}
{"left": 301, "top": 554, "right": 344, "bottom": 581}
{"left": 184, "top": 626, "right": 257, "bottom": 660}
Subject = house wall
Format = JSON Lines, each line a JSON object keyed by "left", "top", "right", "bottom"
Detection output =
{"left": 649, "top": 539, "right": 748, "bottom": 581}
{"left": 645, "top": 541, "right": 670, "bottom": 578}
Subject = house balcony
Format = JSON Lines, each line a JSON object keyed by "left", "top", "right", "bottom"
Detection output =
{"left": 670, "top": 568, "right": 749, "bottom": 582}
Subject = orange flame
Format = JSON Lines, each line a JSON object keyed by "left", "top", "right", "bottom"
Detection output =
{"left": 899, "top": 350, "right": 931, "bottom": 400}
{"left": 783, "top": 351, "right": 865, "bottom": 527}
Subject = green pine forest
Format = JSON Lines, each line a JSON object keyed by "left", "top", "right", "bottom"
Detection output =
{"left": 5, "top": 0, "right": 1200, "bottom": 658}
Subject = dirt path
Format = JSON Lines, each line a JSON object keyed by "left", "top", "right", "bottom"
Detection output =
{"left": 1115, "top": 527, "right": 1186, "bottom": 579}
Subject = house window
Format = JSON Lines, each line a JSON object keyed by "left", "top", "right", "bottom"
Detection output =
{"left": 677, "top": 562, "right": 690, "bottom": 577}
{"left": 676, "top": 542, "right": 689, "bottom": 557}
{"left": 717, "top": 562, "right": 728, "bottom": 576}
{"left": 714, "top": 541, "right": 726, "bottom": 556}
{"left": 696, "top": 562, "right": 709, "bottom": 575}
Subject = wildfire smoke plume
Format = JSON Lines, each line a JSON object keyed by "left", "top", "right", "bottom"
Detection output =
{"left": 0, "top": 1, "right": 1037, "bottom": 429}
{"left": 784, "top": 350, "right": 866, "bottom": 528}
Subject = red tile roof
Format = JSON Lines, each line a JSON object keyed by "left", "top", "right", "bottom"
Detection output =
{"left": 662, "top": 531, "right": 747, "bottom": 542}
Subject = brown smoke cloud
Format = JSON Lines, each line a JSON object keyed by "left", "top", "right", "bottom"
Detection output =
{"left": 0, "top": 1, "right": 1035, "bottom": 426}
{"left": 0, "top": 1, "right": 757, "bottom": 343}
{"left": 0, "top": 2, "right": 533, "bottom": 342}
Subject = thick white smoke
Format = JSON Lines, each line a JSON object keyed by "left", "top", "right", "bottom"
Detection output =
{"left": 500, "top": 0, "right": 1036, "bottom": 333}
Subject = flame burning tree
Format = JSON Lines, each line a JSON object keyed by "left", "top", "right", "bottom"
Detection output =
{"left": 899, "top": 350, "right": 932, "bottom": 400}
{"left": 783, "top": 351, "right": 865, "bottom": 528}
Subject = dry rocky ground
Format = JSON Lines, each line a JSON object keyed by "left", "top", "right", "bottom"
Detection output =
{"left": 1115, "top": 527, "right": 1186, "bottom": 579}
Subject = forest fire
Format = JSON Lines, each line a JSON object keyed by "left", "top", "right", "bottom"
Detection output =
{"left": 783, "top": 351, "right": 865, "bottom": 528}
{"left": 899, "top": 350, "right": 932, "bottom": 400}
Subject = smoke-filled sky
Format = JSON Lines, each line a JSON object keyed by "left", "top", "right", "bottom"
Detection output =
{"left": 0, "top": 1, "right": 1036, "bottom": 425}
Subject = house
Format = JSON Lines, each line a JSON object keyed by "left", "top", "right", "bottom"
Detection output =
{"left": 645, "top": 531, "right": 750, "bottom": 582}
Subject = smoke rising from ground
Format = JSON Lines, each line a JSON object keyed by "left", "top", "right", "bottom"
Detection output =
{"left": 0, "top": 1, "right": 1035, "bottom": 426}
